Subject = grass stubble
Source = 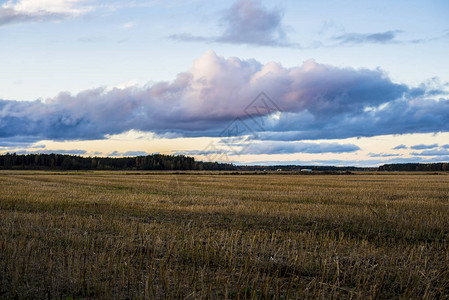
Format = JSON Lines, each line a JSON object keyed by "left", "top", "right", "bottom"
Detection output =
{"left": 0, "top": 171, "right": 448, "bottom": 299}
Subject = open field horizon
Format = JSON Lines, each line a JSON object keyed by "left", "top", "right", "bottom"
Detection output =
{"left": 1, "top": 171, "right": 448, "bottom": 298}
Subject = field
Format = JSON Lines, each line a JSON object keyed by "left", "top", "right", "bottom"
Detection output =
{"left": 0, "top": 171, "right": 448, "bottom": 299}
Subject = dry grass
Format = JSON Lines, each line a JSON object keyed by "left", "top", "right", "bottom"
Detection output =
{"left": 0, "top": 171, "right": 448, "bottom": 299}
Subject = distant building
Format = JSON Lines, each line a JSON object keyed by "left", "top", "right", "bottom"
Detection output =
{"left": 300, "top": 169, "right": 312, "bottom": 172}
{"left": 276, "top": 169, "right": 282, "bottom": 171}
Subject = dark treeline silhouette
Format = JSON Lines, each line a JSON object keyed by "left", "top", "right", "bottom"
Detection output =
{"left": 1, "top": 153, "right": 448, "bottom": 171}
{"left": 0, "top": 153, "right": 237, "bottom": 170}
{"left": 378, "top": 163, "right": 449, "bottom": 172}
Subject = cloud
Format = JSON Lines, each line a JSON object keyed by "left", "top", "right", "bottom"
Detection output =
{"left": 410, "top": 143, "right": 438, "bottom": 150}
{"left": 50, "top": 149, "right": 86, "bottom": 155}
{"left": 334, "top": 30, "right": 400, "bottom": 45}
{"left": 107, "top": 150, "right": 150, "bottom": 157}
{"left": 11, "top": 149, "right": 87, "bottom": 155}
{"left": 77, "top": 36, "right": 104, "bottom": 43}
{"left": 243, "top": 142, "right": 360, "bottom": 155}
{"left": 168, "top": 33, "right": 210, "bottom": 43}
{"left": 369, "top": 153, "right": 402, "bottom": 158}
{"left": 1, "top": 50, "right": 448, "bottom": 144}
{"left": 121, "top": 21, "right": 136, "bottom": 29}
{"left": 242, "top": 156, "right": 427, "bottom": 167}
{"left": 392, "top": 144, "right": 407, "bottom": 150}
{"left": 217, "top": 0, "right": 292, "bottom": 47}
{"left": 170, "top": 0, "right": 295, "bottom": 47}
{"left": 0, "top": 136, "right": 42, "bottom": 149}
{"left": 175, "top": 149, "right": 232, "bottom": 156}
{"left": 411, "top": 149, "right": 449, "bottom": 156}
{"left": 239, "top": 154, "right": 449, "bottom": 167}
{"left": 328, "top": 29, "right": 449, "bottom": 47}
{"left": 0, "top": 0, "right": 92, "bottom": 26}
{"left": 122, "top": 151, "right": 150, "bottom": 156}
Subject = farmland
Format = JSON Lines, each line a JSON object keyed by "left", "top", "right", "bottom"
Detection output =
{"left": 0, "top": 171, "right": 448, "bottom": 299}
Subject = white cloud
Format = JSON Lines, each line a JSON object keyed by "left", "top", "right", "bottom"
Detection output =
{"left": 121, "top": 21, "right": 136, "bottom": 29}
{"left": 0, "top": 0, "right": 92, "bottom": 25}
{"left": 3, "top": 0, "right": 90, "bottom": 15}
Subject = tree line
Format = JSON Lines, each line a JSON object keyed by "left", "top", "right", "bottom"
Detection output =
{"left": 1, "top": 153, "right": 448, "bottom": 171}
{"left": 378, "top": 163, "right": 449, "bottom": 172}
{"left": 0, "top": 153, "right": 237, "bottom": 170}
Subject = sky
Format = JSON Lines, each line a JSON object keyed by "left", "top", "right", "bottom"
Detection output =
{"left": 0, "top": 0, "right": 448, "bottom": 167}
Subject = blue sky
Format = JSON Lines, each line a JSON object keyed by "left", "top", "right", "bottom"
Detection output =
{"left": 1, "top": 0, "right": 448, "bottom": 166}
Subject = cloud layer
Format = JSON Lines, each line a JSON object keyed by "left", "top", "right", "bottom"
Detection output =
{"left": 1, "top": 50, "right": 448, "bottom": 144}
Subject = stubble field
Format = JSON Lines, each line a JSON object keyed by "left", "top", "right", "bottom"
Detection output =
{"left": 0, "top": 171, "right": 448, "bottom": 299}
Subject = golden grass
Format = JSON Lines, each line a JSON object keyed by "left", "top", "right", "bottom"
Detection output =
{"left": 0, "top": 171, "right": 448, "bottom": 299}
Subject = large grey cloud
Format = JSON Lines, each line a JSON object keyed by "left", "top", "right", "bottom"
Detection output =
{"left": 177, "top": 141, "right": 359, "bottom": 156}
{"left": 243, "top": 142, "right": 360, "bottom": 155}
{"left": 170, "top": 0, "right": 295, "bottom": 47}
{"left": 0, "top": 50, "right": 448, "bottom": 144}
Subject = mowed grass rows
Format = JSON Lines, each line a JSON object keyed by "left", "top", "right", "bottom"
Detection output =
{"left": 0, "top": 172, "right": 448, "bottom": 298}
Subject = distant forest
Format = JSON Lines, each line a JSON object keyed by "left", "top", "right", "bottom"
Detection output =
{"left": 378, "top": 163, "right": 449, "bottom": 172}
{"left": 0, "top": 153, "right": 237, "bottom": 170}
{"left": 0, "top": 153, "right": 448, "bottom": 171}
